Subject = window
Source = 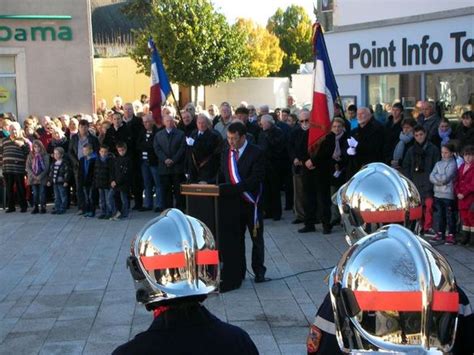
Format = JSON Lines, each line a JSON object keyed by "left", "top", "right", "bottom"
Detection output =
{"left": 367, "top": 73, "right": 421, "bottom": 110}
{"left": 426, "top": 70, "right": 474, "bottom": 119}
{"left": 0, "top": 56, "right": 17, "bottom": 117}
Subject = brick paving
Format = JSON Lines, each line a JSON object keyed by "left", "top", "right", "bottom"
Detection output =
{"left": 0, "top": 208, "right": 473, "bottom": 354}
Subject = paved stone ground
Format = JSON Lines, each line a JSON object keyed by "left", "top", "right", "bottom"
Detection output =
{"left": 0, "top": 207, "right": 473, "bottom": 355}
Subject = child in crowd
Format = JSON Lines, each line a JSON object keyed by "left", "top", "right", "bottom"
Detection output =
{"left": 454, "top": 145, "right": 474, "bottom": 245}
{"left": 26, "top": 140, "right": 50, "bottom": 214}
{"left": 47, "top": 147, "right": 70, "bottom": 214}
{"left": 94, "top": 144, "right": 115, "bottom": 219}
{"left": 429, "top": 143, "right": 458, "bottom": 244}
{"left": 402, "top": 125, "right": 440, "bottom": 235}
{"left": 110, "top": 141, "right": 131, "bottom": 220}
{"left": 78, "top": 143, "right": 97, "bottom": 217}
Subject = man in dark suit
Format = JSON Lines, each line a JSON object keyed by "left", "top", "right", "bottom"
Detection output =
{"left": 153, "top": 115, "right": 186, "bottom": 210}
{"left": 186, "top": 113, "right": 222, "bottom": 183}
{"left": 220, "top": 122, "right": 269, "bottom": 283}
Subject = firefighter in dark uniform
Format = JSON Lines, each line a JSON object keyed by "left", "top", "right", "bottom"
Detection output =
{"left": 112, "top": 209, "right": 259, "bottom": 355}
{"left": 306, "top": 163, "right": 474, "bottom": 354}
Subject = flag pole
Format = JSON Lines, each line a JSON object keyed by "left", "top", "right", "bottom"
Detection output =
{"left": 169, "top": 87, "right": 183, "bottom": 122}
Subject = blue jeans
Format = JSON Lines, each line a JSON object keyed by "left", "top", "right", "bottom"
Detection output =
{"left": 31, "top": 184, "right": 46, "bottom": 207}
{"left": 98, "top": 188, "right": 115, "bottom": 216}
{"left": 119, "top": 190, "right": 129, "bottom": 217}
{"left": 54, "top": 184, "right": 68, "bottom": 212}
{"left": 141, "top": 161, "right": 162, "bottom": 209}
{"left": 434, "top": 197, "right": 456, "bottom": 235}
{"left": 82, "top": 186, "right": 95, "bottom": 214}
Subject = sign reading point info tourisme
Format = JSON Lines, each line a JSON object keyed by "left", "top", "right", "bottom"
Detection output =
{"left": 326, "top": 14, "right": 473, "bottom": 74}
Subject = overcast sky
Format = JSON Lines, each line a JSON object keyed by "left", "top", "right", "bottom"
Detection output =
{"left": 211, "top": 0, "right": 317, "bottom": 26}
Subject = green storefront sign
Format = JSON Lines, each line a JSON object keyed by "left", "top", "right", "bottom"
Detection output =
{"left": 0, "top": 15, "right": 73, "bottom": 41}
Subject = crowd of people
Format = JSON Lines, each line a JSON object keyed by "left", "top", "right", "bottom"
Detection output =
{"left": 0, "top": 95, "right": 473, "bottom": 244}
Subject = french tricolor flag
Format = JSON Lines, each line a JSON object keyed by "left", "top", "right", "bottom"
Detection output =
{"left": 308, "top": 23, "right": 340, "bottom": 153}
{"left": 148, "top": 38, "right": 172, "bottom": 126}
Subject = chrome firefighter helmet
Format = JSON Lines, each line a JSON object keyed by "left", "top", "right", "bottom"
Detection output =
{"left": 329, "top": 224, "right": 459, "bottom": 354}
{"left": 335, "top": 162, "right": 422, "bottom": 245}
{"left": 127, "top": 209, "right": 220, "bottom": 310}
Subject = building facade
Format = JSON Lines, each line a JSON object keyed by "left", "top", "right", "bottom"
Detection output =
{"left": 0, "top": 0, "right": 94, "bottom": 121}
{"left": 321, "top": 0, "right": 473, "bottom": 118}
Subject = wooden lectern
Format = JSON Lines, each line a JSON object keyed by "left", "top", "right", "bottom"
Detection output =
{"left": 181, "top": 183, "right": 243, "bottom": 292}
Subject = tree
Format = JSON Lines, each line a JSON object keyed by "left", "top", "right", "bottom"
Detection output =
{"left": 123, "top": 0, "right": 249, "bottom": 102}
{"left": 234, "top": 18, "right": 283, "bottom": 77}
{"left": 267, "top": 5, "right": 313, "bottom": 77}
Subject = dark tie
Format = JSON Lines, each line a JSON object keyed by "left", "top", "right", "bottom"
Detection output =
{"left": 233, "top": 149, "right": 239, "bottom": 161}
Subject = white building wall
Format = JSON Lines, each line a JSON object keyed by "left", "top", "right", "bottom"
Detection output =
{"left": 334, "top": 0, "right": 472, "bottom": 26}
{"left": 205, "top": 77, "right": 289, "bottom": 110}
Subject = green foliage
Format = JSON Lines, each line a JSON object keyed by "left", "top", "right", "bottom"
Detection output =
{"left": 124, "top": 0, "right": 249, "bottom": 87}
{"left": 234, "top": 18, "right": 283, "bottom": 77}
{"left": 267, "top": 5, "right": 313, "bottom": 77}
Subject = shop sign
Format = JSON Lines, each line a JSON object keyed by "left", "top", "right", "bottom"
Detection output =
{"left": 0, "top": 15, "right": 73, "bottom": 42}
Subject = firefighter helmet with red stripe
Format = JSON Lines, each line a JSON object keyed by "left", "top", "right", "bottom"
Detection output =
{"left": 335, "top": 162, "right": 422, "bottom": 245}
{"left": 126, "top": 209, "right": 219, "bottom": 309}
{"left": 329, "top": 224, "right": 458, "bottom": 353}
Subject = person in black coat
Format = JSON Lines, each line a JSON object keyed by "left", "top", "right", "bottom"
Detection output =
{"left": 78, "top": 143, "right": 97, "bottom": 217}
{"left": 137, "top": 114, "right": 162, "bottom": 212}
{"left": 430, "top": 117, "right": 453, "bottom": 149}
{"left": 220, "top": 122, "right": 268, "bottom": 283}
{"left": 346, "top": 107, "right": 385, "bottom": 179}
{"left": 186, "top": 113, "right": 222, "bottom": 183}
{"left": 454, "top": 111, "right": 474, "bottom": 151}
{"left": 311, "top": 117, "right": 349, "bottom": 227}
{"left": 177, "top": 110, "right": 198, "bottom": 137}
{"left": 153, "top": 115, "right": 186, "bottom": 210}
{"left": 68, "top": 119, "right": 99, "bottom": 213}
{"left": 103, "top": 112, "right": 132, "bottom": 155}
{"left": 111, "top": 142, "right": 132, "bottom": 219}
{"left": 383, "top": 102, "right": 404, "bottom": 164}
{"left": 287, "top": 111, "right": 310, "bottom": 224}
{"left": 94, "top": 144, "right": 115, "bottom": 219}
{"left": 258, "top": 115, "right": 286, "bottom": 221}
{"left": 123, "top": 103, "right": 145, "bottom": 210}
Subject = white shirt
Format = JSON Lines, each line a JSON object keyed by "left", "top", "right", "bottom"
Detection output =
{"left": 237, "top": 139, "right": 248, "bottom": 158}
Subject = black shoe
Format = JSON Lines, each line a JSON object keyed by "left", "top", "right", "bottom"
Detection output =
{"left": 6, "top": 208, "right": 15, "bottom": 213}
{"left": 132, "top": 205, "right": 142, "bottom": 211}
{"left": 20, "top": 207, "right": 27, "bottom": 213}
{"left": 298, "top": 225, "right": 315, "bottom": 233}
{"left": 40, "top": 206, "right": 46, "bottom": 214}
{"left": 138, "top": 207, "right": 152, "bottom": 212}
{"left": 322, "top": 226, "right": 332, "bottom": 235}
{"left": 291, "top": 219, "right": 303, "bottom": 224}
{"left": 154, "top": 207, "right": 164, "bottom": 213}
{"left": 31, "top": 207, "right": 39, "bottom": 214}
{"left": 254, "top": 275, "right": 271, "bottom": 283}
{"left": 284, "top": 206, "right": 293, "bottom": 211}
{"left": 273, "top": 216, "right": 281, "bottom": 221}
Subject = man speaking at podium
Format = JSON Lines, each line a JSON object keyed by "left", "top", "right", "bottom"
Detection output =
{"left": 221, "top": 122, "right": 270, "bottom": 283}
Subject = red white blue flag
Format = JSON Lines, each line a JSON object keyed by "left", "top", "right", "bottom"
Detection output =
{"left": 148, "top": 38, "right": 172, "bottom": 126}
{"left": 308, "top": 23, "right": 340, "bottom": 153}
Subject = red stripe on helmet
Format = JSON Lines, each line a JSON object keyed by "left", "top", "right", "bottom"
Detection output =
{"left": 359, "top": 206, "right": 422, "bottom": 223}
{"left": 353, "top": 290, "right": 458, "bottom": 312}
{"left": 140, "top": 250, "right": 219, "bottom": 271}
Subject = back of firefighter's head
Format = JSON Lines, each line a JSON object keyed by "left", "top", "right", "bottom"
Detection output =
{"left": 329, "top": 224, "right": 458, "bottom": 353}
{"left": 335, "top": 162, "right": 422, "bottom": 245}
{"left": 126, "top": 209, "right": 220, "bottom": 310}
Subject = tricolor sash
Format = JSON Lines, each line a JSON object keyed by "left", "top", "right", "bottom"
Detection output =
{"left": 228, "top": 149, "right": 262, "bottom": 237}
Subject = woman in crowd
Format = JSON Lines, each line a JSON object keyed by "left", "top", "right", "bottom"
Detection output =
{"left": 0, "top": 122, "right": 30, "bottom": 212}
{"left": 390, "top": 117, "right": 417, "bottom": 169}
{"left": 26, "top": 140, "right": 50, "bottom": 214}
{"left": 48, "top": 127, "right": 69, "bottom": 156}
{"left": 311, "top": 117, "right": 349, "bottom": 227}
{"left": 454, "top": 111, "right": 474, "bottom": 151}
{"left": 431, "top": 117, "right": 453, "bottom": 149}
